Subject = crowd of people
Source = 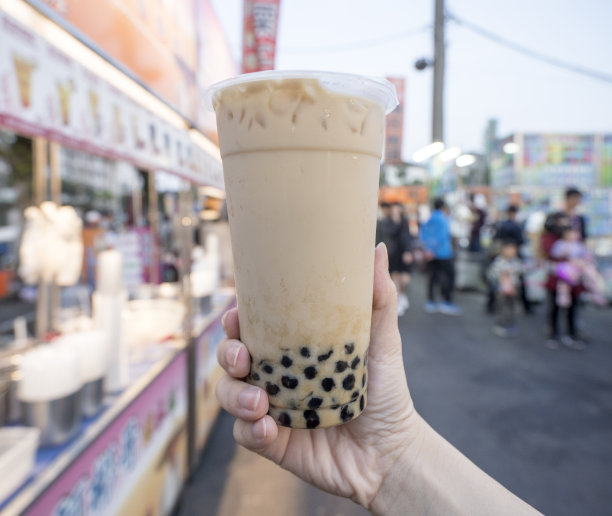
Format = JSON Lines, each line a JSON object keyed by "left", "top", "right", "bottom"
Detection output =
{"left": 375, "top": 187, "right": 608, "bottom": 351}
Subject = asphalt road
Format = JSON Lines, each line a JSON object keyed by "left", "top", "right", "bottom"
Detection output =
{"left": 179, "top": 275, "right": 612, "bottom": 516}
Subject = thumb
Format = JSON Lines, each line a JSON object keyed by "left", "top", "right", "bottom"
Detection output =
{"left": 369, "top": 243, "right": 402, "bottom": 362}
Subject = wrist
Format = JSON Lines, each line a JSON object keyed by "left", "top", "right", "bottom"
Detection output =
{"left": 368, "top": 412, "right": 429, "bottom": 515}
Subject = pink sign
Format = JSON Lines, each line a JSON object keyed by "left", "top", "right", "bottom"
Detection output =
{"left": 24, "top": 351, "right": 187, "bottom": 516}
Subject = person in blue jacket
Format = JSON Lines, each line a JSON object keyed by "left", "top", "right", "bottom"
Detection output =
{"left": 420, "top": 198, "right": 461, "bottom": 315}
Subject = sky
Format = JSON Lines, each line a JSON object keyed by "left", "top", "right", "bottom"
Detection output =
{"left": 210, "top": 0, "right": 612, "bottom": 160}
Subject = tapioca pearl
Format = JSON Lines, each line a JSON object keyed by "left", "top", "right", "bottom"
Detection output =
{"left": 304, "top": 410, "right": 320, "bottom": 429}
{"left": 251, "top": 372, "right": 260, "bottom": 381}
{"left": 262, "top": 364, "right": 274, "bottom": 374}
{"left": 362, "top": 373, "right": 367, "bottom": 388}
{"left": 266, "top": 382, "right": 280, "bottom": 395}
{"left": 281, "top": 375, "right": 299, "bottom": 389}
{"left": 350, "top": 356, "right": 360, "bottom": 370}
{"left": 281, "top": 355, "right": 293, "bottom": 368}
{"left": 317, "top": 350, "right": 333, "bottom": 362}
{"left": 340, "top": 404, "right": 354, "bottom": 422}
{"left": 345, "top": 342, "right": 355, "bottom": 354}
{"left": 331, "top": 404, "right": 339, "bottom": 409}
{"left": 300, "top": 346, "right": 311, "bottom": 358}
{"left": 335, "top": 360, "right": 348, "bottom": 373}
{"left": 359, "top": 395, "right": 365, "bottom": 411}
{"left": 308, "top": 397, "right": 323, "bottom": 409}
{"left": 278, "top": 412, "right": 292, "bottom": 427}
{"left": 321, "top": 377, "right": 335, "bottom": 392}
{"left": 351, "top": 390, "right": 359, "bottom": 400}
{"left": 342, "top": 374, "right": 355, "bottom": 390}
{"left": 304, "top": 366, "right": 317, "bottom": 379}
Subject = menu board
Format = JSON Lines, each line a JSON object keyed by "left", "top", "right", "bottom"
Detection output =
{"left": 601, "top": 135, "right": 612, "bottom": 187}
{"left": 0, "top": 11, "right": 224, "bottom": 189}
{"left": 582, "top": 189, "right": 612, "bottom": 238}
{"left": 519, "top": 134, "right": 597, "bottom": 188}
{"left": 0, "top": 13, "right": 47, "bottom": 136}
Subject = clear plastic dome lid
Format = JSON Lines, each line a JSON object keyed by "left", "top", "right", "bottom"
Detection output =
{"left": 205, "top": 70, "right": 399, "bottom": 114}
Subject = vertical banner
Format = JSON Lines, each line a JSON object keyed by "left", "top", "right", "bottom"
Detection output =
{"left": 384, "top": 77, "right": 405, "bottom": 164}
{"left": 242, "top": 0, "right": 281, "bottom": 73}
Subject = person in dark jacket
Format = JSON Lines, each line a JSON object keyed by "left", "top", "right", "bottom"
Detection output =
{"left": 378, "top": 202, "right": 413, "bottom": 316}
{"left": 468, "top": 194, "right": 487, "bottom": 252}
{"left": 541, "top": 187, "right": 588, "bottom": 350}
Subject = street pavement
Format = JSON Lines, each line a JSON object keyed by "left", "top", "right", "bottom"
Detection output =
{"left": 179, "top": 274, "right": 612, "bottom": 516}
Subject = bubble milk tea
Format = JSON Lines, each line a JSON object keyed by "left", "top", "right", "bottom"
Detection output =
{"left": 209, "top": 71, "right": 397, "bottom": 428}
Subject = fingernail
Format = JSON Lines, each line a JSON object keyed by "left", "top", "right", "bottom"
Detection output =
{"left": 376, "top": 242, "right": 389, "bottom": 269}
{"left": 239, "top": 386, "right": 261, "bottom": 411}
{"left": 226, "top": 345, "right": 240, "bottom": 368}
{"left": 253, "top": 417, "right": 267, "bottom": 440}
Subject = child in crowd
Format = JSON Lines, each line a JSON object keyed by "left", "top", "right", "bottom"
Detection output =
{"left": 550, "top": 228, "right": 606, "bottom": 307}
{"left": 487, "top": 241, "right": 523, "bottom": 337}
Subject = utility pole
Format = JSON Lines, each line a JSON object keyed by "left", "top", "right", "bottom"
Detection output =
{"left": 432, "top": 0, "right": 445, "bottom": 143}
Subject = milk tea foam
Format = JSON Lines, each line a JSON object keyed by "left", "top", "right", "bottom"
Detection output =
{"left": 212, "top": 74, "right": 392, "bottom": 428}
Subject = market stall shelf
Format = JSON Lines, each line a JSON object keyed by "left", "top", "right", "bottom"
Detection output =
{"left": 0, "top": 294, "right": 234, "bottom": 516}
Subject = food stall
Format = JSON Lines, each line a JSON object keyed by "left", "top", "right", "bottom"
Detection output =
{"left": 0, "top": 1, "right": 236, "bottom": 514}
{"left": 490, "top": 133, "right": 612, "bottom": 302}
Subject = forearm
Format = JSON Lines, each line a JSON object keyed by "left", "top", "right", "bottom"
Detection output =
{"left": 370, "top": 415, "right": 542, "bottom": 516}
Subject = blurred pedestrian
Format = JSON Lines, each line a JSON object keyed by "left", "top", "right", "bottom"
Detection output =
{"left": 377, "top": 202, "right": 413, "bottom": 316}
{"left": 541, "top": 187, "right": 588, "bottom": 350}
{"left": 420, "top": 198, "right": 460, "bottom": 315}
{"left": 468, "top": 193, "right": 487, "bottom": 252}
{"left": 488, "top": 241, "right": 523, "bottom": 337}
{"left": 390, "top": 203, "right": 414, "bottom": 316}
{"left": 487, "top": 205, "right": 531, "bottom": 314}
{"left": 550, "top": 228, "right": 606, "bottom": 308}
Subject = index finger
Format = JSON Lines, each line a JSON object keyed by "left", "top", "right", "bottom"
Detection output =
{"left": 222, "top": 307, "right": 240, "bottom": 340}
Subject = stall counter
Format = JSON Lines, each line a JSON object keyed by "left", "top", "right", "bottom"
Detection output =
{"left": 0, "top": 293, "right": 235, "bottom": 516}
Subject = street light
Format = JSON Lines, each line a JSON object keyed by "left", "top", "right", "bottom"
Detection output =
{"left": 439, "top": 146, "right": 461, "bottom": 162}
{"left": 455, "top": 154, "right": 476, "bottom": 167}
{"left": 412, "top": 141, "right": 445, "bottom": 163}
{"left": 503, "top": 142, "right": 520, "bottom": 154}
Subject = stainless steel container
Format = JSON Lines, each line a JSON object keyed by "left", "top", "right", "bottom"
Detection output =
{"left": 21, "top": 389, "right": 82, "bottom": 446}
{"left": 82, "top": 377, "right": 104, "bottom": 417}
{"left": 6, "top": 370, "right": 23, "bottom": 424}
{"left": 0, "top": 374, "right": 8, "bottom": 426}
{"left": 0, "top": 342, "right": 34, "bottom": 425}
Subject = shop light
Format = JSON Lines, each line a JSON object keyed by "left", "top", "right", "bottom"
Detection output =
{"left": 503, "top": 142, "right": 520, "bottom": 154}
{"left": 1, "top": 0, "right": 188, "bottom": 130}
{"left": 200, "top": 209, "right": 220, "bottom": 221}
{"left": 200, "top": 186, "right": 226, "bottom": 199}
{"left": 438, "top": 146, "right": 461, "bottom": 162}
{"left": 412, "top": 141, "right": 445, "bottom": 163}
{"left": 455, "top": 154, "right": 476, "bottom": 168}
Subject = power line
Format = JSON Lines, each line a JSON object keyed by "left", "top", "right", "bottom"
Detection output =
{"left": 447, "top": 12, "right": 612, "bottom": 85}
{"left": 282, "top": 24, "right": 431, "bottom": 54}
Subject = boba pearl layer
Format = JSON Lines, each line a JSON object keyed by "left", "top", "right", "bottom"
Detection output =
{"left": 247, "top": 342, "right": 369, "bottom": 429}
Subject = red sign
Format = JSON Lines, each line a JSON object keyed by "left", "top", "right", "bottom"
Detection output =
{"left": 242, "top": 0, "right": 281, "bottom": 73}
{"left": 385, "top": 77, "right": 405, "bottom": 164}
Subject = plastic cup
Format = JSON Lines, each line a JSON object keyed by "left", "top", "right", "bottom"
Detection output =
{"left": 207, "top": 71, "right": 397, "bottom": 428}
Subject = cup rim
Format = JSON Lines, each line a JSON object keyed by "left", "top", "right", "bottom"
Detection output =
{"left": 204, "top": 70, "right": 399, "bottom": 114}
